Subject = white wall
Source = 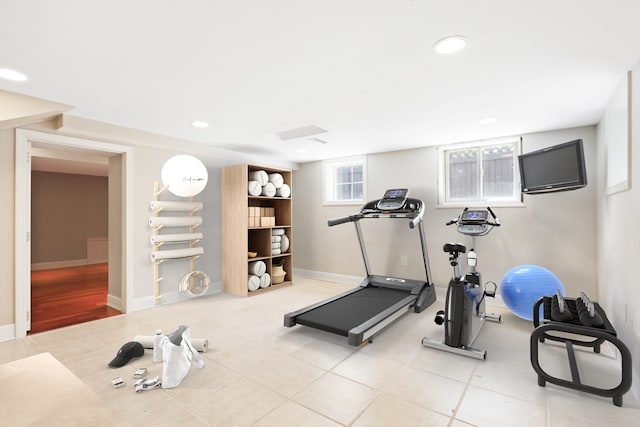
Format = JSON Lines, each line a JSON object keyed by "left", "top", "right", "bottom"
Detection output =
{"left": 293, "top": 126, "right": 598, "bottom": 298}
{"left": 0, "top": 103, "right": 296, "bottom": 339}
{"left": 30, "top": 171, "right": 108, "bottom": 265}
{"left": 597, "top": 60, "right": 640, "bottom": 398}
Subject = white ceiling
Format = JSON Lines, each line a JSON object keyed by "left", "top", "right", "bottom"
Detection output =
{"left": 2, "top": 1, "right": 640, "bottom": 164}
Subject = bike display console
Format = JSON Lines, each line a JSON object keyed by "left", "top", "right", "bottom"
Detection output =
{"left": 456, "top": 208, "right": 495, "bottom": 236}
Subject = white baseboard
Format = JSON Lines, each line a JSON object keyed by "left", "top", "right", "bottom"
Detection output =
{"left": 293, "top": 268, "right": 506, "bottom": 308}
{"left": 31, "top": 259, "right": 89, "bottom": 271}
{"left": 107, "top": 294, "right": 122, "bottom": 311}
{"left": 130, "top": 281, "right": 223, "bottom": 312}
{"left": 31, "top": 258, "right": 108, "bottom": 271}
{"left": 0, "top": 323, "right": 16, "bottom": 342}
{"left": 293, "top": 268, "right": 363, "bottom": 286}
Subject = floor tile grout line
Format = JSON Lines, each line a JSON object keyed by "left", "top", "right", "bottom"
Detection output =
{"left": 448, "top": 361, "right": 479, "bottom": 426}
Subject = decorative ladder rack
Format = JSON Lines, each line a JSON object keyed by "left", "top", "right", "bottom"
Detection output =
{"left": 150, "top": 181, "right": 203, "bottom": 304}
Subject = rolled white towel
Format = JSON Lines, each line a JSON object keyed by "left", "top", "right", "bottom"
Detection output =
{"left": 150, "top": 232, "right": 203, "bottom": 245}
{"left": 248, "top": 260, "right": 266, "bottom": 276}
{"left": 261, "top": 182, "right": 276, "bottom": 197}
{"left": 150, "top": 247, "right": 204, "bottom": 262}
{"left": 249, "top": 170, "right": 268, "bottom": 186}
{"left": 149, "top": 216, "right": 202, "bottom": 228}
{"left": 276, "top": 183, "right": 291, "bottom": 198}
{"left": 149, "top": 200, "right": 203, "bottom": 212}
{"left": 271, "top": 235, "right": 281, "bottom": 243}
{"left": 259, "top": 273, "right": 271, "bottom": 288}
{"left": 268, "top": 173, "right": 284, "bottom": 189}
{"left": 272, "top": 228, "right": 285, "bottom": 236}
{"left": 248, "top": 180, "right": 262, "bottom": 196}
{"left": 272, "top": 248, "right": 281, "bottom": 255}
{"left": 248, "top": 275, "right": 260, "bottom": 291}
{"left": 280, "top": 234, "right": 289, "bottom": 252}
{"left": 272, "top": 242, "right": 281, "bottom": 249}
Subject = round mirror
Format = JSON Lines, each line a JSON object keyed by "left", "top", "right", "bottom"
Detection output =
{"left": 161, "top": 155, "right": 208, "bottom": 197}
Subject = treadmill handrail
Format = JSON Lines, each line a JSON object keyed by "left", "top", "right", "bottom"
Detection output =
{"left": 328, "top": 198, "right": 424, "bottom": 229}
{"left": 328, "top": 214, "right": 362, "bottom": 227}
{"left": 410, "top": 200, "right": 425, "bottom": 229}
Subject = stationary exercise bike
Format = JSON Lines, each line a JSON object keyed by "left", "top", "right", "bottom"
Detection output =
{"left": 421, "top": 207, "right": 501, "bottom": 360}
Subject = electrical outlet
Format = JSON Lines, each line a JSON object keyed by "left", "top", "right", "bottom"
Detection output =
{"left": 401, "top": 256, "right": 408, "bottom": 266}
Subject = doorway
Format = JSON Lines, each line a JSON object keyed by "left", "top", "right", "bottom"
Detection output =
{"left": 14, "top": 129, "right": 134, "bottom": 338}
{"left": 29, "top": 161, "right": 116, "bottom": 333}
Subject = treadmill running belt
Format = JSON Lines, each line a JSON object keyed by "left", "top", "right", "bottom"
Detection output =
{"left": 294, "top": 287, "right": 413, "bottom": 337}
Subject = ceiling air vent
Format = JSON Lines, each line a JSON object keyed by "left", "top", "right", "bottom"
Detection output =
{"left": 276, "top": 125, "right": 328, "bottom": 141}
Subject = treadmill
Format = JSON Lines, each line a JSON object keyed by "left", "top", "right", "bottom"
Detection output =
{"left": 284, "top": 189, "right": 437, "bottom": 346}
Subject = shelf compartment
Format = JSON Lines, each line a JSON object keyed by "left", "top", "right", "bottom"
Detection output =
{"left": 248, "top": 198, "right": 291, "bottom": 227}
{"left": 248, "top": 228, "right": 272, "bottom": 259}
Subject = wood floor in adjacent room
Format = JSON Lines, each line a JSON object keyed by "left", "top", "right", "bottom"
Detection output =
{"left": 29, "top": 263, "right": 121, "bottom": 334}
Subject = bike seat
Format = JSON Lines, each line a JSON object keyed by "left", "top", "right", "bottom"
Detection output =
{"left": 443, "top": 243, "right": 466, "bottom": 254}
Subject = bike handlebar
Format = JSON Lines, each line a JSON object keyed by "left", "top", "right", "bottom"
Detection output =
{"left": 487, "top": 207, "right": 501, "bottom": 226}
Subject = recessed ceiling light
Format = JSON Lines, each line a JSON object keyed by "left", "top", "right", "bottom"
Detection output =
{"left": 0, "top": 68, "right": 28, "bottom": 81}
{"left": 433, "top": 36, "right": 467, "bottom": 54}
{"left": 479, "top": 117, "right": 498, "bottom": 124}
{"left": 191, "top": 121, "right": 209, "bottom": 128}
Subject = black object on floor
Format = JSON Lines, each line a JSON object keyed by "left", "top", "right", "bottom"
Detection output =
{"left": 530, "top": 295, "right": 632, "bottom": 407}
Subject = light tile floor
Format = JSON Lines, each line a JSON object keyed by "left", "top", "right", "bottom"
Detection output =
{"left": 1, "top": 277, "right": 638, "bottom": 426}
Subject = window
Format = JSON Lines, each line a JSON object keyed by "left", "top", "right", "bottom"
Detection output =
{"left": 323, "top": 156, "right": 367, "bottom": 205}
{"left": 438, "top": 139, "right": 521, "bottom": 206}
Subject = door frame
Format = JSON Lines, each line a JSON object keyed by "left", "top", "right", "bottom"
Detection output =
{"left": 14, "top": 129, "right": 134, "bottom": 338}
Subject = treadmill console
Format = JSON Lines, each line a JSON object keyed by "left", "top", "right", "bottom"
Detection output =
{"left": 376, "top": 188, "right": 409, "bottom": 211}
{"left": 328, "top": 188, "right": 424, "bottom": 228}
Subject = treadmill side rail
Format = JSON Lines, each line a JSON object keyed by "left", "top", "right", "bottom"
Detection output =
{"left": 348, "top": 295, "right": 417, "bottom": 346}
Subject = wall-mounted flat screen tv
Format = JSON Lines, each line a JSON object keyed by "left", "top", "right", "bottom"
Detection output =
{"left": 518, "top": 139, "right": 587, "bottom": 194}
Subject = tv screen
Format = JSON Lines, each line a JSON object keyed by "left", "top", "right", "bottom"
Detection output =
{"left": 518, "top": 139, "right": 587, "bottom": 194}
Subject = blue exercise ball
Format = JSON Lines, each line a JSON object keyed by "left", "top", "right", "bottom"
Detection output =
{"left": 500, "top": 265, "right": 565, "bottom": 321}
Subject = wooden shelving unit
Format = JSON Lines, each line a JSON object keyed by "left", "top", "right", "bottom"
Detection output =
{"left": 221, "top": 164, "right": 293, "bottom": 296}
